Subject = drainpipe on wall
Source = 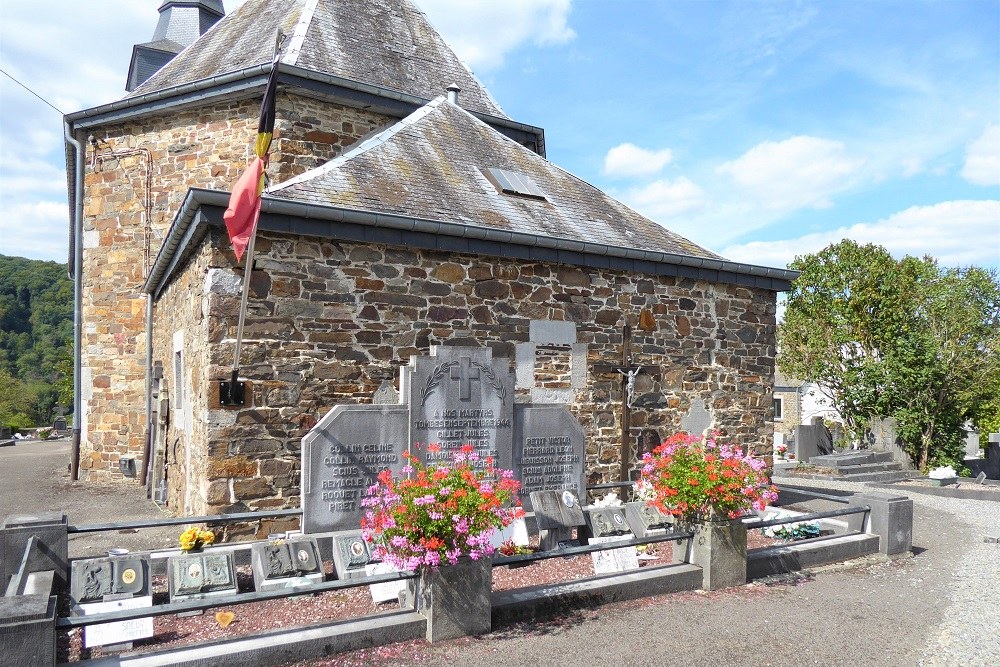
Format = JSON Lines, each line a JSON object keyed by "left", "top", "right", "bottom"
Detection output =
{"left": 142, "top": 294, "right": 154, "bottom": 489}
{"left": 65, "top": 122, "right": 84, "bottom": 481}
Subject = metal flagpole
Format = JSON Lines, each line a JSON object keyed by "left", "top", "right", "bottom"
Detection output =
{"left": 222, "top": 32, "right": 284, "bottom": 406}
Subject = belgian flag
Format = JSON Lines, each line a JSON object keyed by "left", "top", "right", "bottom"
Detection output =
{"left": 224, "top": 60, "right": 279, "bottom": 261}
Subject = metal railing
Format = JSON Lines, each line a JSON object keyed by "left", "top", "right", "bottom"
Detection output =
{"left": 742, "top": 505, "right": 869, "bottom": 531}
{"left": 55, "top": 568, "right": 417, "bottom": 628}
{"left": 493, "top": 528, "right": 693, "bottom": 567}
{"left": 773, "top": 483, "right": 854, "bottom": 504}
{"left": 67, "top": 508, "right": 302, "bottom": 533}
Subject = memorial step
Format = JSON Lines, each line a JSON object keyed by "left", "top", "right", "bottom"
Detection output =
{"left": 831, "top": 470, "right": 912, "bottom": 482}
{"left": 831, "top": 462, "right": 904, "bottom": 475}
{"left": 810, "top": 451, "right": 896, "bottom": 468}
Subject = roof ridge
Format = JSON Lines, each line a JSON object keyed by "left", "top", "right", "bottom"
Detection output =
{"left": 282, "top": 0, "right": 318, "bottom": 66}
{"left": 409, "top": 2, "right": 507, "bottom": 119}
{"left": 271, "top": 96, "right": 449, "bottom": 192}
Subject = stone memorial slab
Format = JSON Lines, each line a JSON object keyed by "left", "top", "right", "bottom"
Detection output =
{"left": 70, "top": 555, "right": 149, "bottom": 604}
{"left": 373, "top": 380, "right": 400, "bottom": 405}
{"left": 488, "top": 517, "right": 530, "bottom": 549}
{"left": 331, "top": 531, "right": 374, "bottom": 580}
{"left": 624, "top": 501, "right": 673, "bottom": 538}
{"left": 404, "top": 346, "right": 514, "bottom": 470}
{"left": 584, "top": 507, "right": 633, "bottom": 540}
{"left": 512, "top": 404, "right": 585, "bottom": 512}
{"left": 79, "top": 595, "right": 153, "bottom": 648}
{"left": 366, "top": 562, "right": 407, "bottom": 605}
{"left": 251, "top": 538, "right": 323, "bottom": 591}
{"left": 167, "top": 552, "right": 238, "bottom": 603}
{"left": 589, "top": 535, "right": 640, "bottom": 574}
{"left": 531, "top": 489, "right": 586, "bottom": 551}
{"left": 301, "top": 404, "right": 408, "bottom": 533}
{"left": 680, "top": 398, "right": 713, "bottom": 436}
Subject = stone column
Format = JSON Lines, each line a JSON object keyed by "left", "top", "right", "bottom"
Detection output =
{"left": 848, "top": 491, "right": 913, "bottom": 556}
{"left": 689, "top": 520, "right": 747, "bottom": 591}
{"left": 411, "top": 557, "right": 492, "bottom": 642}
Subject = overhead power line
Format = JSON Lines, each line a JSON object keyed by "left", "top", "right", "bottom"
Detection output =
{"left": 0, "top": 65, "right": 64, "bottom": 115}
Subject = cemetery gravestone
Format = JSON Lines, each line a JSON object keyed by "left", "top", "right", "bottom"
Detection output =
{"left": 680, "top": 398, "right": 713, "bottom": 436}
{"left": 531, "top": 489, "right": 585, "bottom": 551}
{"left": 167, "top": 551, "right": 238, "bottom": 605}
{"left": 70, "top": 556, "right": 149, "bottom": 604}
{"left": 624, "top": 501, "right": 673, "bottom": 538}
{"left": 331, "top": 531, "right": 374, "bottom": 580}
{"left": 404, "top": 346, "right": 514, "bottom": 470}
{"left": 585, "top": 508, "right": 639, "bottom": 574}
{"left": 511, "top": 404, "right": 585, "bottom": 512}
{"left": 301, "top": 405, "right": 408, "bottom": 533}
{"left": 584, "top": 507, "right": 632, "bottom": 540}
{"left": 250, "top": 538, "right": 323, "bottom": 591}
{"left": 70, "top": 554, "right": 153, "bottom": 649}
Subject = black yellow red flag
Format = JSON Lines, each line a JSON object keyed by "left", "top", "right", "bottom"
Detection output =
{"left": 224, "top": 60, "right": 278, "bottom": 260}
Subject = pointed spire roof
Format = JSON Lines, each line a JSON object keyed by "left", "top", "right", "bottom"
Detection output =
{"left": 269, "top": 98, "right": 722, "bottom": 261}
{"left": 128, "top": 0, "right": 507, "bottom": 119}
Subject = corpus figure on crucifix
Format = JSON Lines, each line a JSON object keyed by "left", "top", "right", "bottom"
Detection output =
{"left": 593, "top": 324, "right": 654, "bottom": 483}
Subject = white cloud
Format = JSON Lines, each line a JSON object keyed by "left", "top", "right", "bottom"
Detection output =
{"left": 415, "top": 0, "right": 575, "bottom": 71}
{"left": 619, "top": 177, "right": 707, "bottom": 221}
{"left": 602, "top": 143, "right": 673, "bottom": 178}
{"left": 721, "top": 200, "right": 1000, "bottom": 269}
{"left": 717, "top": 136, "right": 864, "bottom": 213}
{"left": 961, "top": 124, "right": 1000, "bottom": 186}
{"left": 0, "top": 201, "right": 69, "bottom": 261}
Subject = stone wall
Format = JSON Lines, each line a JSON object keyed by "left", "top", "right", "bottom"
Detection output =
{"left": 78, "top": 93, "right": 394, "bottom": 479}
{"left": 156, "top": 229, "right": 777, "bottom": 518}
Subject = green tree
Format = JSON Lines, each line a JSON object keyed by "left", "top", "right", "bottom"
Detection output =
{"left": 779, "top": 241, "right": 1000, "bottom": 470}
{"left": 887, "top": 262, "right": 1000, "bottom": 469}
{"left": 0, "top": 255, "right": 74, "bottom": 428}
{"left": 778, "top": 241, "right": 908, "bottom": 443}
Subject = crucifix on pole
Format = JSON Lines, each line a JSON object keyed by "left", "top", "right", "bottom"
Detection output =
{"left": 592, "top": 324, "right": 653, "bottom": 483}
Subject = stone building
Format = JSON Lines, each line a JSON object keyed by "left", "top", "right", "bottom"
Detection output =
{"left": 65, "top": 0, "right": 796, "bottom": 524}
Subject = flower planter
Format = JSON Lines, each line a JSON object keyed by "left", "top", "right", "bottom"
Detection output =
{"left": 410, "top": 556, "right": 492, "bottom": 641}
{"left": 689, "top": 519, "right": 747, "bottom": 591}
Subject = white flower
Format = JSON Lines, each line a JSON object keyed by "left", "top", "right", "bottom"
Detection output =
{"left": 928, "top": 465, "right": 958, "bottom": 480}
{"left": 593, "top": 492, "right": 624, "bottom": 507}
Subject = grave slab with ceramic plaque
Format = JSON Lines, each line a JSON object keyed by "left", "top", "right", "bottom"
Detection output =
{"left": 584, "top": 507, "right": 639, "bottom": 574}
{"left": 301, "top": 404, "right": 409, "bottom": 533}
{"left": 250, "top": 538, "right": 323, "bottom": 591}
{"left": 584, "top": 507, "right": 632, "bottom": 541}
{"left": 167, "top": 551, "right": 238, "bottom": 608}
{"left": 624, "top": 501, "right": 673, "bottom": 538}
{"left": 366, "top": 561, "right": 407, "bottom": 605}
{"left": 330, "top": 531, "right": 374, "bottom": 580}
{"left": 404, "top": 346, "right": 514, "bottom": 470}
{"left": 70, "top": 555, "right": 152, "bottom": 649}
{"left": 530, "top": 489, "right": 586, "bottom": 551}
{"left": 512, "top": 404, "right": 585, "bottom": 512}
{"left": 70, "top": 555, "right": 149, "bottom": 605}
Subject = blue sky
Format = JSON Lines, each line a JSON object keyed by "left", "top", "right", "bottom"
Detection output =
{"left": 1, "top": 0, "right": 997, "bottom": 270}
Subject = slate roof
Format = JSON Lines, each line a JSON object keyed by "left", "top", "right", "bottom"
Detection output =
{"left": 270, "top": 97, "right": 723, "bottom": 261}
{"left": 128, "top": 0, "right": 507, "bottom": 119}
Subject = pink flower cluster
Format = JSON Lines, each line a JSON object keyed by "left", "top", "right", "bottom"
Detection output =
{"left": 361, "top": 444, "right": 524, "bottom": 571}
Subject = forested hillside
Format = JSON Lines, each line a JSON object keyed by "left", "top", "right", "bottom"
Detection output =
{"left": 0, "top": 254, "right": 73, "bottom": 429}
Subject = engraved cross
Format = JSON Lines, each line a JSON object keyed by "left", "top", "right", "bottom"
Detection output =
{"left": 450, "top": 356, "right": 481, "bottom": 401}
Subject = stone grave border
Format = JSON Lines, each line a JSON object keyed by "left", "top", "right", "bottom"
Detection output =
{"left": 0, "top": 486, "right": 913, "bottom": 667}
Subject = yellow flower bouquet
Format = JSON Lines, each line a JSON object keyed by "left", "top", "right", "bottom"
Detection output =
{"left": 179, "top": 527, "right": 215, "bottom": 552}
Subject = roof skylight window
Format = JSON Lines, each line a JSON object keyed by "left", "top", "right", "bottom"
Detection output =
{"left": 483, "top": 167, "right": 547, "bottom": 200}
